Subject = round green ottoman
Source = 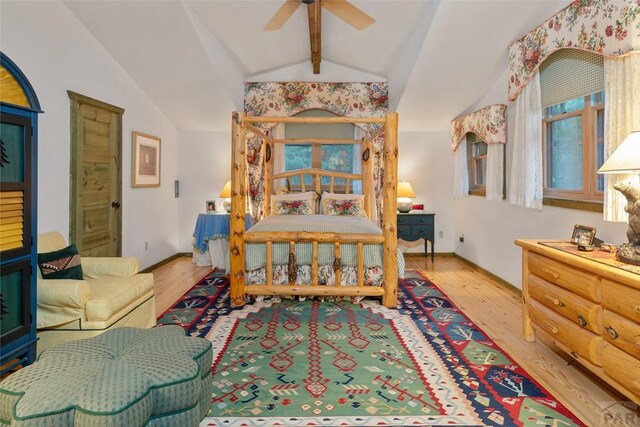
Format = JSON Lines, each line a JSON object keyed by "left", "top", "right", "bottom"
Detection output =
{"left": 0, "top": 326, "right": 212, "bottom": 426}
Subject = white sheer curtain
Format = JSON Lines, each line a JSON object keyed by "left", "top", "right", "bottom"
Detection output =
{"left": 486, "top": 144, "right": 504, "bottom": 201}
{"left": 603, "top": 52, "right": 640, "bottom": 222}
{"left": 508, "top": 70, "right": 543, "bottom": 210}
{"left": 452, "top": 138, "right": 469, "bottom": 197}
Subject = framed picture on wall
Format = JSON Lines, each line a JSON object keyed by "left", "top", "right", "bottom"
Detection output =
{"left": 132, "top": 131, "right": 161, "bottom": 188}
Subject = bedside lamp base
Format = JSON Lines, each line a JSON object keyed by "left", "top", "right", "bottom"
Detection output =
{"left": 397, "top": 199, "right": 412, "bottom": 213}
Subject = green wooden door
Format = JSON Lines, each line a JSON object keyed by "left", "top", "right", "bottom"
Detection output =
{"left": 68, "top": 91, "right": 124, "bottom": 257}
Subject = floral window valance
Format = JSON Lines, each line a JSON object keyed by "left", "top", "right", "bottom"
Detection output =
{"left": 244, "top": 82, "right": 389, "bottom": 223}
{"left": 508, "top": 0, "right": 640, "bottom": 102}
{"left": 451, "top": 104, "right": 507, "bottom": 151}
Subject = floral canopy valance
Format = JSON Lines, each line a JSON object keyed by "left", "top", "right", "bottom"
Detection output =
{"left": 244, "top": 82, "right": 388, "bottom": 131}
{"left": 451, "top": 104, "right": 507, "bottom": 151}
{"left": 508, "top": 0, "right": 640, "bottom": 101}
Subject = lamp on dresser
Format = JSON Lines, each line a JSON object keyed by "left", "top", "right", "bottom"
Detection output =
{"left": 397, "top": 181, "right": 416, "bottom": 213}
{"left": 597, "top": 130, "right": 640, "bottom": 265}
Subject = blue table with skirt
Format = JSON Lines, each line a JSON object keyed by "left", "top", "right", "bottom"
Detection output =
{"left": 192, "top": 213, "right": 253, "bottom": 268}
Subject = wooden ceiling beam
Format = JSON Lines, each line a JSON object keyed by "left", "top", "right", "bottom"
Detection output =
{"left": 307, "top": 1, "right": 321, "bottom": 74}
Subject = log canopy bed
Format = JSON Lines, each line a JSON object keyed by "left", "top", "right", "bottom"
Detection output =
{"left": 229, "top": 111, "right": 399, "bottom": 308}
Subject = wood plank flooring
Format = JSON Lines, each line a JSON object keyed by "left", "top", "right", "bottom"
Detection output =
{"left": 152, "top": 255, "right": 639, "bottom": 426}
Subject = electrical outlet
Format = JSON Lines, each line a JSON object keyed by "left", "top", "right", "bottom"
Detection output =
{"left": 438, "top": 230, "right": 443, "bottom": 238}
{"left": 459, "top": 234, "right": 464, "bottom": 243}
{"left": 145, "top": 241, "right": 149, "bottom": 251}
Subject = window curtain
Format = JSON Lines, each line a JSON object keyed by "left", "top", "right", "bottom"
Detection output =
{"left": 486, "top": 144, "right": 504, "bottom": 201}
{"left": 270, "top": 123, "right": 285, "bottom": 191}
{"left": 603, "top": 52, "right": 640, "bottom": 222}
{"left": 355, "top": 126, "right": 377, "bottom": 223}
{"left": 353, "top": 126, "right": 364, "bottom": 195}
{"left": 508, "top": 70, "right": 543, "bottom": 210}
{"left": 452, "top": 138, "right": 469, "bottom": 197}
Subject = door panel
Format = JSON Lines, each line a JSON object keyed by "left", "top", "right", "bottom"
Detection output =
{"left": 69, "top": 91, "right": 123, "bottom": 257}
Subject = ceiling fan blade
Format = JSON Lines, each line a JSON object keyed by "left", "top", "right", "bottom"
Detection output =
{"left": 264, "top": 0, "right": 302, "bottom": 31}
{"left": 322, "top": 0, "right": 374, "bottom": 31}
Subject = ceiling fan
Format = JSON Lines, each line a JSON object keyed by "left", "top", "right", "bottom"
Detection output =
{"left": 264, "top": 0, "right": 375, "bottom": 74}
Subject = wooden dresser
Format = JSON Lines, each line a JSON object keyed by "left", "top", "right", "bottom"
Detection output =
{"left": 515, "top": 240, "right": 640, "bottom": 405}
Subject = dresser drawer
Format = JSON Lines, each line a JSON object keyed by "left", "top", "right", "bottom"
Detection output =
{"left": 528, "top": 252, "right": 600, "bottom": 302}
{"left": 528, "top": 273, "right": 602, "bottom": 334}
{"left": 602, "top": 279, "right": 640, "bottom": 322}
{"left": 603, "top": 343, "right": 640, "bottom": 399}
{"left": 397, "top": 214, "right": 433, "bottom": 226}
{"left": 603, "top": 310, "right": 640, "bottom": 358}
{"left": 528, "top": 300, "right": 603, "bottom": 366}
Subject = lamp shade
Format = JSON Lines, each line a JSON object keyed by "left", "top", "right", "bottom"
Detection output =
{"left": 397, "top": 181, "right": 416, "bottom": 198}
{"left": 598, "top": 131, "right": 640, "bottom": 174}
{"left": 219, "top": 180, "right": 232, "bottom": 198}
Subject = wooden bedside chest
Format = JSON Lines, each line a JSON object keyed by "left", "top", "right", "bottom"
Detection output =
{"left": 397, "top": 213, "right": 435, "bottom": 261}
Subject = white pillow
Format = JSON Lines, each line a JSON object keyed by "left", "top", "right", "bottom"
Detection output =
{"left": 270, "top": 191, "right": 318, "bottom": 213}
{"left": 321, "top": 192, "right": 365, "bottom": 215}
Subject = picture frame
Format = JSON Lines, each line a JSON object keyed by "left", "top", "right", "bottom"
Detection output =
{"left": 206, "top": 200, "right": 216, "bottom": 214}
{"left": 132, "top": 131, "right": 161, "bottom": 188}
{"left": 571, "top": 224, "right": 596, "bottom": 246}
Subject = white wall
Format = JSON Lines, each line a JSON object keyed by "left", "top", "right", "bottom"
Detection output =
{"left": 453, "top": 70, "right": 627, "bottom": 287}
{"left": 177, "top": 130, "right": 231, "bottom": 252}
{"left": 398, "top": 131, "right": 456, "bottom": 254}
{"left": 1, "top": 1, "right": 180, "bottom": 269}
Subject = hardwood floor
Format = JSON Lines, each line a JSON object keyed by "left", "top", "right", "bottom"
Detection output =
{"left": 152, "top": 255, "right": 639, "bottom": 426}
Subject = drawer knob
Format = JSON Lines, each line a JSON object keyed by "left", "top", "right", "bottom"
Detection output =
{"left": 576, "top": 315, "right": 587, "bottom": 328}
{"left": 635, "top": 305, "right": 640, "bottom": 314}
{"left": 605, "top": 326, "right": 619, "bottom": 340}
{"left": 549, "top": 297, "right": 564, "bottom": 307}
{"left": 543, "top": 321, "right": 559, "bottom": 334}
{"left": 543, "top": 267, "right": 560, "bottom": 279}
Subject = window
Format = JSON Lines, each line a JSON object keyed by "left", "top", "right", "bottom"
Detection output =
{"left": 283, "top": 109, "right": 357, "bottom": 191}
{"left": 543, "top": 91, "right": 604, "bottom": 202}
{"left": 540, "top": 49, "right": 604, "bottom": 207}
{"left": 284, "top": 144, "right": 355, "bottom": 187}
{"left": 466, "top": 133, "right": 487, "bottom": 196}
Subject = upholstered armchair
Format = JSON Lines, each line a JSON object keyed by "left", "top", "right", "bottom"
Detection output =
{"left": 36, "top": 231, "right": 156, "bottom": 354}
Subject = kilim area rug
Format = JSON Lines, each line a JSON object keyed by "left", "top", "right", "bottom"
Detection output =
{"left": 158, "top": 270, "right": 585, "bottom": 427}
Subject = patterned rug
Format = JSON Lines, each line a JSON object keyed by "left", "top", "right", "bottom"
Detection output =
{"left": 158, "top": 270, "right": 584, "bottom": 427}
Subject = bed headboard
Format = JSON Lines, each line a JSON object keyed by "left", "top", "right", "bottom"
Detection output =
{"left": 267, "top": 168, "right": 370, "bottom": 218}
{"left": 263, "top": 137, "right": 373, "bottom": 219}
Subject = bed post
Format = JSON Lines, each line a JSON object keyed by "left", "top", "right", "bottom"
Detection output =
{"left": 382, "top": 112, "right": 398, "bottom": 308}
{"left": 230, "top": 111, "right": 247, "bottom": 307}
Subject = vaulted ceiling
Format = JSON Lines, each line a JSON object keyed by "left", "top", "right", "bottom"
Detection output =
{"left": 64, "top": 0, "right": 567, "bottom": 132}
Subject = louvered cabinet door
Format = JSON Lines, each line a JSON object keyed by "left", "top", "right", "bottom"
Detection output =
{"left": 0, "top": 113, "right": 32, "bottom": 260}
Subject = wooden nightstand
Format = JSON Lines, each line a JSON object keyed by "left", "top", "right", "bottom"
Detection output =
{"left": 397, "top": 213, "right": 435, "bottom": 261}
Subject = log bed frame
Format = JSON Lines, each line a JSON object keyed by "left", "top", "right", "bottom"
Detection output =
{"left": 229, "top": 111, "right": 399, "bottom": 308}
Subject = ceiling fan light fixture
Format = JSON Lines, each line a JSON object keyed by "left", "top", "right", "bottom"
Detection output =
{"left": 302, "top": 0, "right": 315, "bottom": 4}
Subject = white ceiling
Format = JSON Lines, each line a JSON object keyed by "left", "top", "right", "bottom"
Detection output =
{"left": 64, "top": 0, "right": 568, "bottom": 132}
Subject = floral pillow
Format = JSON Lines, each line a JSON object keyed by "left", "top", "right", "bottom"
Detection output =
{"left": 323, "top": 198, "right": 365, "bottom": 216}
{"left": 274, "top": 199, "right": 315, "bottom": 215}
{"left": 271, "top": 191, "right": 318, "bottom": 213}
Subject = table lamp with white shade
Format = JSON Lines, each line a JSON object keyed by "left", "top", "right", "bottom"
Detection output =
{"left": 219, "top": 180, "right": 232, "bottom": 213}
{"left": 597, "top": 130, "right": 640, "bottom": 265}
{"left": 397, "top": 181, "right": 416, "bottom": 213}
